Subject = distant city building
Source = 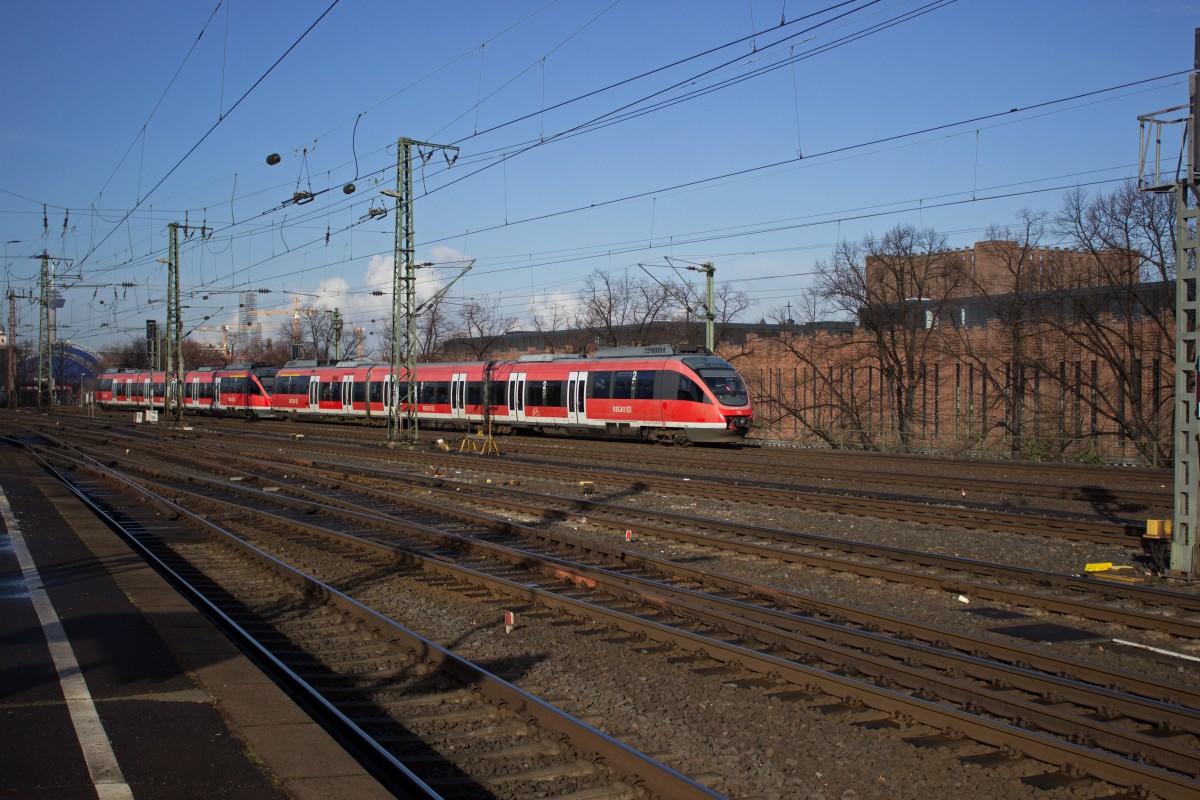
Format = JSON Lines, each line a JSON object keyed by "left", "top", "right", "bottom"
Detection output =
{"left": 239, "top": 291, "right": 263, "bottom": 351}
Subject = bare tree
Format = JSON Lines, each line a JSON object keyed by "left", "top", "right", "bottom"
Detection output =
{"left": 414, "top": 293, "right": 452, "bottom": 361}
{"left": 762, "top": 293, "right": 876, "bottom": 448}
{"left": 102, "top": 338, "right": 149, "bottom": 369}
{"left": 529, "top": 298, "right": 572, "bottom": 352}
{"left": 278, "top": 304, "right": 350, "bottom": 361}
{"left": 817, "top": 223, "right": 964, "bottom": 450}
{"left": 1050, "top": 181, "right": 1175, "bottom": 461}
{"left": 954, "top": 210, "right": 1055, "bottom": 457}
{"left": 575, "top": 269, "right": 672, "bottom": 347}
{"left": 659, "top": 277, "right": 752, "bottom": 350}
{"left": 453, "top": 295, "right": 520, "bottom": 359}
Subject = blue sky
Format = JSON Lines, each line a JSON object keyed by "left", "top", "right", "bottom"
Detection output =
{"left": 2, "top": 0, "right": 1197, "bottom": 354}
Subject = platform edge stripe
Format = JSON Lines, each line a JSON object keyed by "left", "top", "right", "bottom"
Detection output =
{"left": 0, "top": 487, "right": 135, "bottom": 800}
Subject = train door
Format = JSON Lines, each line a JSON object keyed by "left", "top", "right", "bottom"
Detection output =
{"left": 212, "top": 376, "right": 224, "bottom": 412}
{"left": 190, "top": 377, "right": 200, "bottom": 408}
{"left": 567, "top": 370, "right": 588, "bottom": 425}
{"left": 341, "top": 374, "right": 354, "bottom": 414}
{"left": 382, "top": 373, "right": 396, "bottom": 417}
{"left": 450, "top": 372, "right": 467, "bottom": 422}
{"left": 507, "top": 372, "right": 527, "bottom": 423}
{"left": 307, "top": 375, "right": 320, "bottom": 412}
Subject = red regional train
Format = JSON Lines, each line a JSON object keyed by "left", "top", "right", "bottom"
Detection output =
{"left": 96, "top": 345, "right": 752, "bottom": 444}
{"left": 95, "top": 363, "right": 277, "bottom": 419}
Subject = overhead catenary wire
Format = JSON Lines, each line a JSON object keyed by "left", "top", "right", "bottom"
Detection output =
{"left": 8, "top": 4, "right": 1187, "bottom": 350}
{"left": 74, "top": 0, "right": 343, "bottom": 270}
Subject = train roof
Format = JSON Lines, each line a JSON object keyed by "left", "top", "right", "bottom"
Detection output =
{"left": 592, "top": 344, "right": 711, "bottom": 359}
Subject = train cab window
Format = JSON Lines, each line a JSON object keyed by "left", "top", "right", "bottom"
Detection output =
{"left": 588, "top": 371, "right": 612, "bottom": 399}
{"left": 676, "top": 374, "right": 707, "bottom": 404}
{"left": 696, "top": 370, "right": 748, "bottom": 406}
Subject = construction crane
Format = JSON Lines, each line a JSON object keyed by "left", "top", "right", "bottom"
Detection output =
{"left": 194, "top": 325, "right": 232, "bottom": 357}
{"left": 249, "top": 295, "right": 302, "bottom": 343}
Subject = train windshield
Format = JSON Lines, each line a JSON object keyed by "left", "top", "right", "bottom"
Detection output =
{"left": 681, "top": 357, "right": 749, "bottom": 407}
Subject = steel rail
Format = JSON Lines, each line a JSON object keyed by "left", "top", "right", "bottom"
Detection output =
{"left": 24, "top": 438, "right": 726, "bottom": 800}
{"left": 66, "top": 447, "right": 1200, "bottom": 796}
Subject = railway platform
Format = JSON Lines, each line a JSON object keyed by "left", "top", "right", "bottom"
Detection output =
{"left": 0, "top": 440, "right": 395, "bottom": 800}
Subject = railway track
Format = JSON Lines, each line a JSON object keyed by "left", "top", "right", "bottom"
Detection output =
{"left": 19, "top": 434, "right": 723, "bottom": 800}
{"left": 494, "top": 437, "right": 1172, "bottom": 510}
{"left": 64, "top": 422, "right": 1200, "bottom": 637}
{"left": 19, "top": 426, "right": 1200, "bottom": 799}
{"left": 97, "top": 418, "right": 1147, "bottom": 545}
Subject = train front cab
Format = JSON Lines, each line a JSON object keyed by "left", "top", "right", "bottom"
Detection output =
{"left": 672, "top": 353, "right": 752, "bottom": 443}
{"left": 572, "top": 348, "right": 751, "bottom": 444}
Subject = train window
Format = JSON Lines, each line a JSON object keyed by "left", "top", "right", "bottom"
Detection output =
{"left": 466, "top": 383, "right": 482, "bottom": 406}
{"left": 544, "top": 380, "right": 563, "bottom": 407}
{"left": 320, "top": 381, "right": 338, "bottom": 402}
{"left": 634, "top": 370, "right": 657, "bottom": 399}
{"left": 588, "top": 371, "right": 612, "bottom": 399}
{"left": 434, "top": 382, "right": 450, "bottom": 404}
{"left": 353, "top": 382, "right": 366, "bottom": 403}
{"left": 676, "top": 375, "right": 707, "bottom": 403}
{"left": 152, "top": 382, "right": 165, "bottom": 397}
{"left": 368, "top": 381, "right": 382, "bottom": 403}
{"left": 613, "top": 371, "right": 635, "bottom": 400}
{"left": 487, "top": 382, "right": 506, "bottom": 406}
{"left": 97, "top": 379, "right": 112, "bottom": 392}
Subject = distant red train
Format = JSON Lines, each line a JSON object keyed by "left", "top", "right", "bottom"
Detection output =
{"left": 95, "top": 362, "right": 277, "bottom": 418}
{"left": 95, "top": 344, "right": 753, "bottom": 444}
